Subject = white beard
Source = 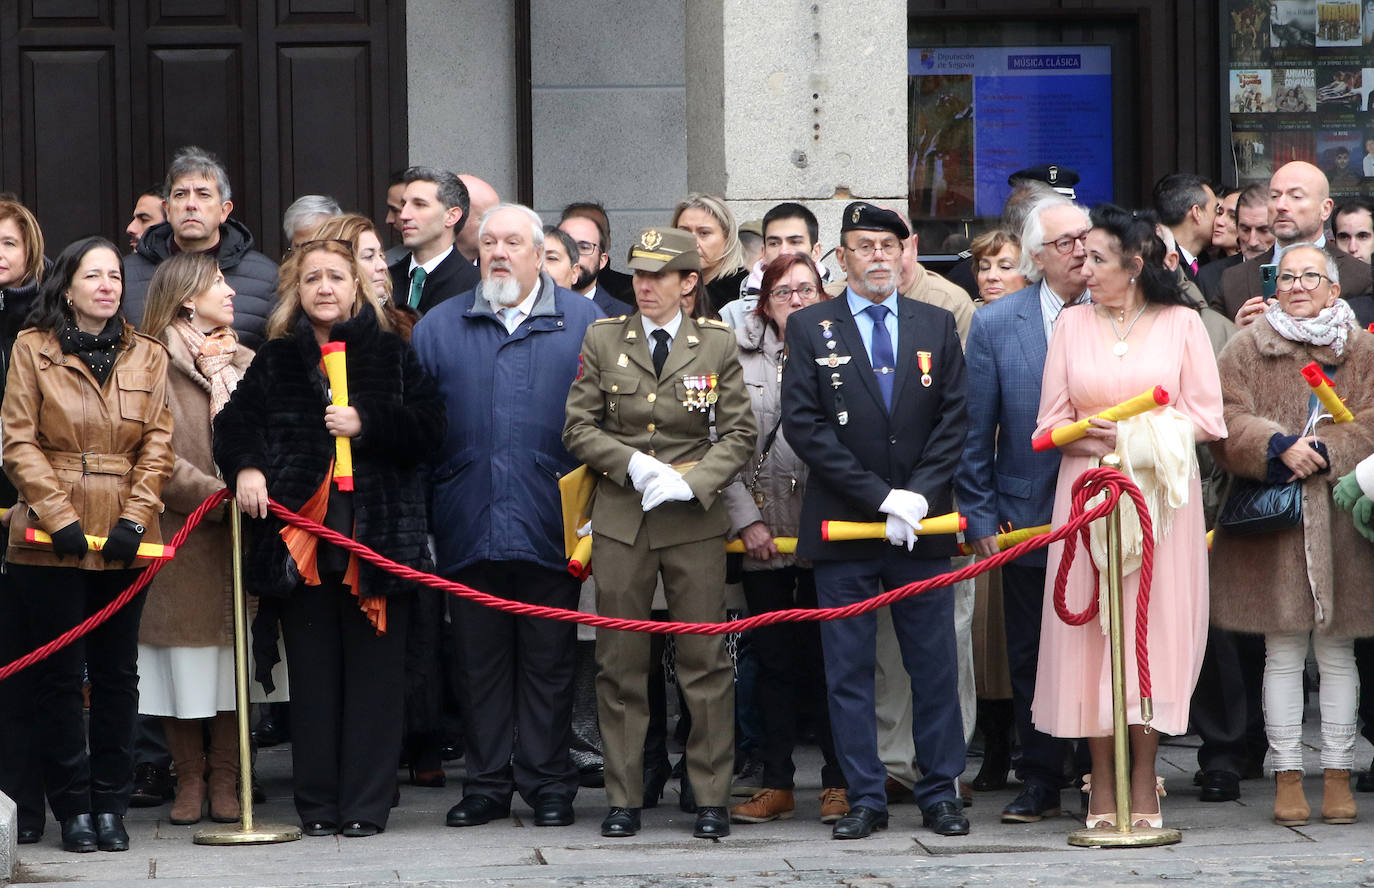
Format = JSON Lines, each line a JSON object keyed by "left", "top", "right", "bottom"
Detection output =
{"left": 485, "top": 275, "right": 523, "bottom": 308}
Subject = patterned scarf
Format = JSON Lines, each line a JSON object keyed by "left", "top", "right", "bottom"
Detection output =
{"left": 171, "top": 318, "right": 242, "bottom": 418}
{"left": 58, "top": 317, "right": 123, "bottom": 385}
{"left": 1265, "top": 297, "right": 1358, "bottom": 356}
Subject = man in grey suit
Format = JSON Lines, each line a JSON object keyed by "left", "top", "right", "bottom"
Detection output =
{"left": 954, "top": 194, "right": 1088, "bottom": 823}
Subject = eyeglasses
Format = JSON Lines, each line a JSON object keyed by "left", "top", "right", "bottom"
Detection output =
{"left": 285, "top": 238, "right": 354, "bottom": 257}
{"left": 1276, "top": 271, "right": 1331, "bottom": 292}
{"left": 1041, "top": 230, "right": 1090, "bottom": 255}
{"left": 768, "top": 283, "right": 819, "bottom": 302}
{"left": 574, "top": 240, "right": 601, "bottom": 256}
{"left": 844, "top": 240, "right": 901, "bottom": 259}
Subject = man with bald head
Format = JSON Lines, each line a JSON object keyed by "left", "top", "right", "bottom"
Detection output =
{"left": 456, "top": 174, "right": 501, "bottom": 264}
{"left": 1220, "top": 161, "right": 1374, "bottom": 326}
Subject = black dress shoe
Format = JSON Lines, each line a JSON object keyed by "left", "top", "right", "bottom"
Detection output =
{"left": 303, "top": 820, "right": 338, "bottom": 836}
{"left": 129, "top": 762, "right": 175, "bottom": 807}
{"left": 61, "top": 813, "right": 98, "bottom": 853}
{"left": 1001, "top": 782, "right": 1062, "bottom": 823}
{"left": 642, "top": 759, "right": 671, "bottom": 808}
{"left": 18, "top": 825, "right": 43, "bottom": 845}
{"left": 532, "top": 794, "right": 575, "bottom": 827}
{"left": 578, "top": 764, "right": 606, "bottom": 788}
{"left": 693, "top": 806, "right": 730, "bottom": 838}
{"left": 1198, "top": 769, "right": 1241, "bottom": 802}
{"left": 252, "top": 715, "right": 287, "bottom": 748}
{"left": 341, "top": 820, "right": 383, "bottom": 837}
{"left": 922, "top": 800, "right": 970, "bottom": 836}
{"left": 1358, "top": 761, "right": 1374, "bottom": 793}
{"left": 600, "top": 806, "right": 641, "bottom": 837}
{"left": 831, "top": 804, "right": 888, "bottom": 839}
{"left": 445, "top": 794, "right": 510, "bottom": 827}
{"left": 95, "top": 813, "right": 129, "bottom": 852}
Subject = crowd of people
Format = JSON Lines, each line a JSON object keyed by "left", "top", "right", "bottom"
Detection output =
{"left": 3, "top": 144, "right": 1374, "bottom": 855}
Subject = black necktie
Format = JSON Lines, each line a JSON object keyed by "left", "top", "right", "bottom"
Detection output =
{"left": 652, "top": 329, "right": 670, "bottom": 377}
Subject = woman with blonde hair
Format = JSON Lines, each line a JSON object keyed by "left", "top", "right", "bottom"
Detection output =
{"left": 673, "top": 193, "right": 748, "bottom": 313}
{"left": 310, "top": 214, "right": 417, "bottom": 340}
{"left": 214, "top": 238, "right": 443, "bottom": 837}
{"left": 136, "top": 252, "right": 272, "bottom": 825}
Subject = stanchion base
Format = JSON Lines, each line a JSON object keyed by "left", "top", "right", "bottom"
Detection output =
{"left": 193, "top": 822, "right": 302, "bottom": 845}
{"left": 1068, "top": 825, "right": 1182, "bottom": 847}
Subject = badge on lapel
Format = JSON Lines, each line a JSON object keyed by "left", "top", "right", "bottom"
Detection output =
{"left": 917, "top": 350, "right": 933, "bottom": 387}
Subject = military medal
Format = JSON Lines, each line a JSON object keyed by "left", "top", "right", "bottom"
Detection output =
{"left": 917, "top": 350, "right": 933, "bottom": 388}
{"left": 819, "top": 319, "right": 834, "bottom": 340}
{"left": 682, "top": 375, "right": 698, "bottom": 409}
{"left": 705, "top": 373, "right": 719, "bottom": 404}
{"left": 826, "top": 340, "right": 836, "bottom": 350}
{"left": 817, "top": 354, "right": 851, "bottom": 368}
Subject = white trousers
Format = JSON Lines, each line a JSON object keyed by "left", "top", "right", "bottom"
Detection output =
{"left": 1263, "top": 630, "right": 1357, "bottom": 772}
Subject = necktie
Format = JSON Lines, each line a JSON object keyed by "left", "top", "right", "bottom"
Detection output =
{"left": 864, "top": 303, "right": 895, "bottom": 411}
{"left": 652, "top": 329, "right": 671, "bottom": 377}
{"left": 408, "top": 266, "right": 427, "bottom": 310}
{"left": 1188, "top": 258, "right": 1199, "bottom": 275}
{"left": 503, "top": 307, "right": 522, "bottom": 333}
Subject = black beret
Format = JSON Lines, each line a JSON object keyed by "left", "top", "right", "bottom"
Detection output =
{"left": 839, "top": 202, "right": 909, "bottom": 240}
{"left": 1008, "top": 164, "right": 1080, "bottom": 197}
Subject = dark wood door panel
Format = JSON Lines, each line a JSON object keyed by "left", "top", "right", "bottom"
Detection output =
{"left": 23, "top": 1, "right": 113, "bottom": 27}
{"left": 146, "top": 1, "right": 240, "bottom": 27}
{"left": 274, "top": 45, "right": 371, "bottom": 218}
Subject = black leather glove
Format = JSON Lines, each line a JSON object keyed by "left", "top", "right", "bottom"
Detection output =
{"left": 100, "top": 518, "right": 145, "bottom": 567}
{"left": 49, "top": 521, "right": 89, "bottom": 561}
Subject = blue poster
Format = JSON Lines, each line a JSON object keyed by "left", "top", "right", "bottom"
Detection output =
{"left": 909, "top": 46, "right": 1113, "bottom": 218}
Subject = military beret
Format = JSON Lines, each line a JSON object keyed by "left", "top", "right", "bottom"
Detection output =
{"left": 627, "top": 227, "right": 700, "bottom": 273}
{"left": 839, "top": 202, "right": 909, "bottom": 240}
{"left": 1008, "top": 164, "right": 1080, "bottom": 198}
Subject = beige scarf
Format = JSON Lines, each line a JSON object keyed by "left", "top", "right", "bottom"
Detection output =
{"left": 172, "top": 318, "right": 242, "bottom": 419}
{"left": 1087, "top": 407, "right": 1197, "bottom": 633}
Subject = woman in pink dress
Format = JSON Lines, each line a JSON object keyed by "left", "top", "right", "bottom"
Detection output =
{"left": 1032, "top": 204, "right": 1226, "bottom": 830}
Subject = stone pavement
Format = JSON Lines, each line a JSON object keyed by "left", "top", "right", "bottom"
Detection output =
{"left": 8, "top": 719, "right": 1374, "bottom": 888}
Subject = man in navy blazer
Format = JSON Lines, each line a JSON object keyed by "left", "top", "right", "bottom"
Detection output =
{"left": 388, "top": 166, "right": 481, "bottom": 316}
{"left": 783, "top": 203, "right": 969, "bottom": 839}
{"left": 954, "top": 194, "right": 1089, "bottom": 823}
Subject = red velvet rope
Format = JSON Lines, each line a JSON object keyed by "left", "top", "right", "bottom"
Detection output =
{"left": 0, "top": 488, "right": 231, "bottom": 682}
{"left": 0, "top": 469, "right": 1153, "bottom": 700}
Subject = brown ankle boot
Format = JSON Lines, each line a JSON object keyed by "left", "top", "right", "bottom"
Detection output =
{"left": 1273, "top": 770, "right": 1310, "bottom": 826}
{"left": 1323, "top": 769, "right": 1357, "bottom": 824}
{"left": 164, "top": 718, "right": 207, "bottom": 825}
{"left": 207, "top": 712, "right": 242, "bottom": 823}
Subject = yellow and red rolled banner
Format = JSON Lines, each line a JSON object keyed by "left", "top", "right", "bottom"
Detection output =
{"left": 1300, "top": 362, "right": 1354, "bottom": 423}
{"left": 821, "top": 511, "right": 965, "bottom": 542}
{"left": 568, "top": 534, "right": 594, "bottom": 580}
{"left": 957, "top": 524, "right": 1051, "bottom": 556}
{"left": 25, "top": 527, "right": 174, "bottom": 559}
{"left": 320, "top": 342, "right": 354, "bottom": 490}
{"left": 1031, "top": 386, "right": 1170, "bottom": 452}
{"left": 725, "top": 537, "right": 798, "bottom": 555}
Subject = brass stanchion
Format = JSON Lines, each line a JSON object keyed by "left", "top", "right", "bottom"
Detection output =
{"left": 195, "top": 503, "right": 302, "bottom": 845}
{"left": 1068, "top": 454, "right": 1180, "bottom": 848}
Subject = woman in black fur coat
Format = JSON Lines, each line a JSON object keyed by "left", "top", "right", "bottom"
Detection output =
{"left": 213, "top": 238, "right": 445, "bottom": 838}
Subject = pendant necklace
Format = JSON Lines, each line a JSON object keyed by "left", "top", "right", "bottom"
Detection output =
{"left": 1106, "top": 303, "right": 1147, "bottom": 357}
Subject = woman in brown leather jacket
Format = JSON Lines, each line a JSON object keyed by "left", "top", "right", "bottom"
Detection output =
{"left": 2, "top": 236, "right": 174, "bottom": 854}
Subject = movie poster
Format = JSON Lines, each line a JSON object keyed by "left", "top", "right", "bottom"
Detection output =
{"left": 1274, "top": 67, "right": 1318, "bottom": 109}
{"left": 1272, "top": 1, "right": 1318, "bottom": 47}
{"left": 1232, "top": 69, "right": 1274, "bottom": 111}
{"left": 1233, "top": 0, "right": 1272, "bottom": 62}
{"left": 1318, "top": 0, "right": 1361, "bottom": 46}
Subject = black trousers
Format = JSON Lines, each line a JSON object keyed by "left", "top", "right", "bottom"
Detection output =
{"left": 1191, "top": 625, "right": 1267, "bottom": 776}
{"left": 741, "top": 566, "right": 844, "bottom": 790}
{"left": 1001, "top": 563, "right": 1071, "bottom": 790}
{"left": 280, "top": 579, "right": 410, "bottom": 828}
{"left": 7, "top": 563, "right": 144, "bottom": 820}
{"left": 449, "top": 560, "right": 580, "bottom": 807}
{"left": 0, "top": 568, "right": 45, "bottom": 831}
{"left": 1351, "top": 637, "right": 1374, "bottom": 749}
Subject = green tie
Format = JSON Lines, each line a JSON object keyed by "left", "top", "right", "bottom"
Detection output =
{"left": 408, "top": 266, "right": 427, "bottom": 309}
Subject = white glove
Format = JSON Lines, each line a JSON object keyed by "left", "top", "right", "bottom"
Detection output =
{"left": 628, "top": 451, "right": 673, "bottom": 491}
{"left": 879, "top": 489, "right": 928, "bottom": 530}
{"left": 641, "top": 471, "right": 693, "bottom": 511}
{"left": 884, "top": 514, "right": 918, "bottom": 551}
{"left": 576, "top": 521, "right": 593, "bottom": 539}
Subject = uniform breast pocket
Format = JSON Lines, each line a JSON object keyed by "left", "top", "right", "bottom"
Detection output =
{"left": 599, "top": 372, "right": 639, "bottom": 417}
{"left": 116, "top": 370, "right": 155, "bottom": 423}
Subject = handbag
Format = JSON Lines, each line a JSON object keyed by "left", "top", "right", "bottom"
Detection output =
{"left": 1216, "top": 476, "right": 1303, "bottom": 536}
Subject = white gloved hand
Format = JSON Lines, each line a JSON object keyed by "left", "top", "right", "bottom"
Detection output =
{"left": 640, "top": 471, "right": 693, "bottom": 511}
{"left": 884, "top": 514, "right": 918, "bottom": 551}
{"left": 628, "top": 451, "right": 673, "bottom": 491}
{"left": 576, "top": 520, "right": 593, "bottom": 539}
{"left": 879, "top": 489, "right": 928, "bottom": 530}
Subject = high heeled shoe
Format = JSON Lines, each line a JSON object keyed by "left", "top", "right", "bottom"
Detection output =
{"left": 1130, "top": 776, "right": 1166, "bottom": 829}
{"left": 1081, "top": 774, "right": 1116, "bottom": 829}
{"left": 642, "top": 759, "right": 671, "bottom": 809}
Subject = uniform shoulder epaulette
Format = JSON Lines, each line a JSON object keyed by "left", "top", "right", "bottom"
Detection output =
{"left": 593, "top": 314, "right": 627, "bottom": 324}
{"left": 700, "top": 317, "right": 731, "bottom": 329}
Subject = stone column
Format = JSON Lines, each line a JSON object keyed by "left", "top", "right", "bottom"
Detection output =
{"left": 684, "top": 0, "right": 908, "bottom": 245}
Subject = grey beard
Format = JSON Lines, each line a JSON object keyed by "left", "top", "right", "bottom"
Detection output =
{"left": 485, "top": 275, "right": 523, "bottom": 308}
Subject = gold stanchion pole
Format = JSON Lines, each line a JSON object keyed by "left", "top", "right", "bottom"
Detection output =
{"left": 195, "top": 502, "right": 302, "bottom": 845}
{"left": 1068, "top": 454, "right": 1180, "bottom": 848}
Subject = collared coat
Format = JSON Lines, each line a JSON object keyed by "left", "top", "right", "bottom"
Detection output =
{"left": 411, "top": 272, "right": 603, "bottom": 574}
{"left": 562, "top": 312, "right": 757, "bottom": 549}
{"left": 138, "top": 329, "right": 254, "bottom": 648}
{"left": 1209, "top": 319, "right": 1374, "bottom": 637}
{"left": 3, "top": 322, "right": 175, "bottom": 570}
